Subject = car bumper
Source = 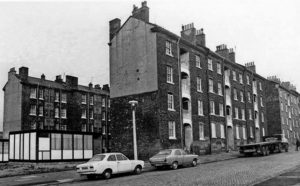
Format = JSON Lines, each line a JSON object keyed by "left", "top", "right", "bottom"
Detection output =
{"left": 150, "top": 161, "right": 170, "bottom": 167}
{"left": 77, "top": 170, "right": 97, "bottom": 175}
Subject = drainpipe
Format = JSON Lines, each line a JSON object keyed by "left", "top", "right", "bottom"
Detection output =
{"left": 177, "top": 37, "right": 183, "bottom": 149}
{"left": 243, "top": 68, "right": 248, "bottom": 144}
{"left": 222, "top": 59, "right": 229, "bottom": 152}
{"left": 205, "top": 49, "right": 212, "bottom": 154}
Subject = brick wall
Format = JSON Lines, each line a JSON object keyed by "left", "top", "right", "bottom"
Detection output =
{"left": 110, "top": 91, "right": 162, "bottom": 160}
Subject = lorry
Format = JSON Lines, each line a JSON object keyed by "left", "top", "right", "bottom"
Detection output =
{"left": 238, "top": 134, "right": 289, "bottom": 156}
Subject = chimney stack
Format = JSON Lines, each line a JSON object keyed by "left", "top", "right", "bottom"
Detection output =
{"left": 65, "top": 75, "right": 78, "bottom": 86}
{"left": 102, "top": 84, "right": 110, "bottom": 91}
{"left": 195, "top": 28, "right": 206, "bottom": 47}
{"left": 267, "top": 76, "right": 281, "bottom": 84}
{"left": 41, "top": 74, "right": 45, "bottom": 80}
{"left": 55, "top": 75, "right": 63, "bottom": 83}
{"left": 19, "top": 67, "right": 29, "bottom": 80}
{"left": 228, "top": 48, "right": 235, "bottom": 63}
{"left": 181, "top": 23, "right": 196, "bottom": 44}
{"left": 89, "top": 82, "right": 93, "bottom": 89}
{"left": 94, "top": 84, "right": 101, "bottom": 89}
{"left": 216, "top": 44, "right": 229, "bottom": 59}
{"left": 245, "top": 62, "right": 256, "bottom": 73}
{"left": 8, "top": 67, "right": 16, "bottom": 81}
{"left": 109, "top": 18, "right": 121, "bottom": 41}
{"left": 132, "top": 1, "right": 149, "bottom": 22}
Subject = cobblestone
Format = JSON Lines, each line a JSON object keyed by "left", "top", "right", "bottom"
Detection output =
{"left": 67, "top": 151, "right": 300, "bottom": 186}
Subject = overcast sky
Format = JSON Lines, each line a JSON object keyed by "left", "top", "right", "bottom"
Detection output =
{"left": 0, "top": 0, "right": 299, "bottom": 131}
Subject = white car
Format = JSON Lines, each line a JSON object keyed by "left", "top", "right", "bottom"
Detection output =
{"left": 76, "top": 153, "right": 145, "bottom": 179}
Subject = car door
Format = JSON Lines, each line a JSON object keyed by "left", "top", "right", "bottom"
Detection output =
{"left": 174, "top": 150, "right": 183, "bottom": 165}
{"left": 180, "top": 149, "right": 190, "bottom": 165}
{"left": 107, "top": 154, "right": 118, "bottom": 173}
{"left": 116, "top": 154, "right": 132, "bottom": 173}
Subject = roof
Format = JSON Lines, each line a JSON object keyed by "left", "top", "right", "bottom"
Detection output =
{"left": 116, "top": 16, "right": 267, "bottom": 81}
{"left": 15, "top": 74, "right": 109, "bottom": 95}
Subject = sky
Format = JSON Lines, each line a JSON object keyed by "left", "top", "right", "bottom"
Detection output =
{"left": 0, "top": 0, "right": 300, "bottom": 131}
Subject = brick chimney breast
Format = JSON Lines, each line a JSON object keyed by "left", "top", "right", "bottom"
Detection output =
{"left": 41, "top": 74, "right": 46, "bottom": 80}
{"left": 181, "top": 23, "right": 196, "bottom": 44}
{"left": 245, "top": 62, "right": 256, "bottom": 73}
{"left": 8, "top": 67, "right": 16, "bottom": 81}
{"left": 19, "top": 67, "right": 29, "bottom": 80}
{"left": 66, "top": 75, "right": 78, "bottom": 86}
{"left": 55, "top": 75, "right": 63, "bottom": 83}
{"left": 109, "top": 18, "right": 121, "bottom": 41}
{"left": 216, "top": 44, "right": 229, "bottom": 59}
{"left": 196, "top": 28, "right": 206, "bottom": 47}
{"left": 132, "top": 1, "right": 149, "bottom": 22}
{"left": 228, "top": 48, "right": 235, "bottom": 63}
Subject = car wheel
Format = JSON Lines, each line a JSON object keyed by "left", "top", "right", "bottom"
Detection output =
{"left": 134, "top": 166, "right": 142, "bottom": 175}
{"left": 285, "top": 145, "right": 289, "bottom": 152}
{"left": 103, "top": 169, "right": 112, "bottom": 179}
{"left": 171, "top": 161, "right": 178, "bottom": 170}
{"left": 192, "top": 159, "right": 197, "bottom": 167}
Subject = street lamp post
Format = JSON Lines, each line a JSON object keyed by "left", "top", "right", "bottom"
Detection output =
{"left": 129, "top": 100, "right": 138, "bottom": 160}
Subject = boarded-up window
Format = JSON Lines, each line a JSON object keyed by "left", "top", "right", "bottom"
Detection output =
{"left": 63, "top": 134, "right": 72, "bottom": 150}
{"left": 51, "top": 133, "right": 61, "bottom": 150}
{"left": 74, "top": 135, "right": 83, "bottom": 150}
{"left": 84, "top": 135, "right": 93, "bottom": 150}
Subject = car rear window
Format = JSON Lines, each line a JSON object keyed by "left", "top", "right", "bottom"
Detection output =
{"left": 157, "top": 150, "right": 172, "bottom": 155}
{"left": 88, "top": 154, "right": 106, "bottom": 162}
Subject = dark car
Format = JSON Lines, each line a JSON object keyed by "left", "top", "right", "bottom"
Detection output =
{"left": 149, "top": 149, "right": 199, "bottom": 170}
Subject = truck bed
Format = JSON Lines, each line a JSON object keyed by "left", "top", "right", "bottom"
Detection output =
{"left": 238, "top": 141, "right": 280, "bottom": 147}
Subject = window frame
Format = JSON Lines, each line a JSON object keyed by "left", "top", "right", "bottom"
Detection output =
{"left": 168, "top": 121, "right": 176, "bottom": 139}
{"left": 166, "top": 66, "right": 174, "bottom": 84}
{"left": 208, "top": 58, "right": 213, "bottom": 71}
{"left": 30, "top": 88, "right": 37, "bottom": 99}
{"left": 199, "top": 122, "right": 204, "bottom": 140}
{"left": 211, "top": 122, "right": 216, "bottom": 138}
{"left": 209, "top": 79, "right": 214, "bottom": 93}
{"left": 167, "top": 93, "right": 175, "bottom": 111}
{"left": 217, "top": 62, "right": 222, "bottom": 74}
{"left": 165, "top": 41, "right": 173, "bottom": 56}
{"left": 210, "top": 101, "right": 215, "bottom": 115}
{"left": 195, "top": 55, "right": 201, "bottom": 68}
{"left": 197, "top": 77, "right": 202, "bottom": 92}
{"left": 198, "top": 100, "right": 203, "bottom": 116}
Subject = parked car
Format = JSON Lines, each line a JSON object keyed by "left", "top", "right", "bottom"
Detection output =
{"left": 149, "top": 149, "right": 199, "bottom": 170}
{"left": 76, "top": 153, "right": 144, "bottom": 179}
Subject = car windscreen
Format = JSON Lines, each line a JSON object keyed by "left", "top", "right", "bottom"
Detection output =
{"left": 88, "top": 154, "right": 106, "bottom": 162}
{"left": 157, "top": 150, "right": 172, "bottom": 155}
